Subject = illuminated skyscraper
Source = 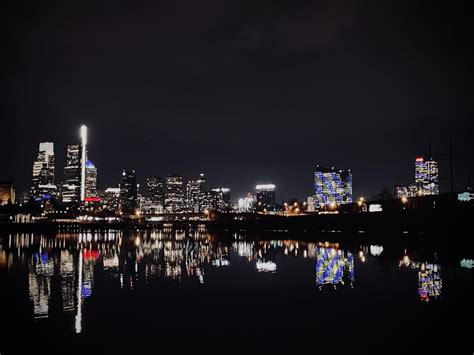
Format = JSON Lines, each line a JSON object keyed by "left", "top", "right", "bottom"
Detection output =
{"left": 165, "top": 175, "right": 184, "bottom": 213}
{"left": 314, "top": 166, "right": 352, "bottom": 206}
{"left": 30, "top": 142, "right": 56, "bottom": 201}
{"left": 119, "top": 170, "right": 138, "bottom": 212}
{"left": 145, "top": 177, "right": 165, "bottom": 213}
{"left": 255, "top": 184, "right": 276, "bottom": 211}
{"left": 211, "top": 187, "right": 231, "bottom": 211}
{"left": 415, "top": 157, "right": 439, "bottom": 196}
{"left": 62, "top": 144, "right": 82, "bottom": 203}
{"left": 85, "top": 160, "right": 97, "bottom": 198}
{"left": 186, "top": 180, "right": 200, "bottom": 212}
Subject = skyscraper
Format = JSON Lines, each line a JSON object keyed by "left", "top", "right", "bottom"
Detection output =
{"left": 119, "top": 170, "right": 138, "bottom": 213}
{"left": 186, "top": 179, "right": 201, "bottom": 213}
{"left": 211, "top": 187, "right": 231, "bottom": 211}
{"left": 165, "top": 175, "right": 184, "bottom": 213}
{"left": 30, "top": 142, "right": 56, "bottom": 201}
{"left": 85, "top": 160, "right": 97, "bottom": 198}
{"left": 314, "top": 166, "right": 353, "bottom": 206}
{"left": 62, "top": 144, "right": 82, "bottom": 203}
{"left": 255, "top": 184, "right": 276, "bottom": 211}
{"left": 415, "top": 157, "right": 439, "bottom": 196}
{"left": 145, "top": 177, "right": 165, "bottom": 213}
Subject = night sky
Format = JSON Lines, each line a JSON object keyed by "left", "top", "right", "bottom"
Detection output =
{"left": 2, "top": 0, "right": 473, "bottom": 201}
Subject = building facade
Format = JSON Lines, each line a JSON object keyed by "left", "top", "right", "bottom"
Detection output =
{"left": 62, "top": 144, "right": 82, "bottom": 203}
{"left": 415, "top": 157, "right": 439, "bottom": 196}
{"left": 85, "top": 160, "right": 98, "bottom": 198}
{"left": 165, "top": 175, "right": 184, "bottom": 213}
{"left": 144, "top": 177, "right": 165, "bottom": 213}
{"left": 30, "top": 142, "right": 56, "bottom": 201}
{"left": 314, "top": 166, "right": 353, "bottom": 206}
{"left": 186, "top": 179, "right": 201, "bottom": 213}
{"left": 211, "top": 187, "right": 231, "bottom": 212}
{"left": 119, "top": 170, "right": 138, "bottom": 213}
{"left": 255, "top": 184, "right": 276, "bottom": 211}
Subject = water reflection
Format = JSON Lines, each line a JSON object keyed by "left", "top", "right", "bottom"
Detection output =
{"left": 399, "top": 250, "right": 443, "bottom": 302}
{"left": 315, "top": 246, "right": 354, "bottom": 289}
{"left": 1, "top": 231, "right": 461, "bottom": 335}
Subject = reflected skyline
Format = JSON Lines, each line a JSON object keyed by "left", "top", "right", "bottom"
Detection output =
{"left": 0, "top": 230, "right": 469, "bottom": 336}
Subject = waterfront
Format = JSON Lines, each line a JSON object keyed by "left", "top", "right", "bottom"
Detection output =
{"left": 0, "top": 230, "right": 473, "bottom": 354}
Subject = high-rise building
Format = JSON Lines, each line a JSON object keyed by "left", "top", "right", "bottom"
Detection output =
{"left": 144, "top": 177, "right": 165, "bottom": 213}
{"left": 314, "top": 166, "right": 353, "bottom": 206}
{"left": 119, "top": 170, "right": 138, "bottom": 213}
{"left": 99, "top": 187, "right": 121, "bottom": 212}
{"left": 165, "top": 175, "right": 184, "bottom": 213}
{"left": 415, "top": 157, "right": 439, "bottom": 196}
{"left": 85, "top": 160, "right": 97, "bottom": 198}
{"left": 0, "top": 181, "right": 15, "bottom": 205}
{"left": 62, "top": 144, "right": 82, "bottom": 203}
{"left": 186, "top": 179, "right": 201, "bottom": 213}
{"left": 211, "top": 188, "right": 231, "bottom": 211}
{"left": 200, "top": 190, "right": 218, "bottom": 212}
{"left": 30, "top": 142, "right": 56, "bottom": 201}
{"left": 255, "top": 184, "right": 276, "bottom": 211}
{"left": 62, "top": 125, "right": 90, "bottom": 203}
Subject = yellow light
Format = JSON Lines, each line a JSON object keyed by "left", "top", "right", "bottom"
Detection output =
{"left": 401, "top": 196, "right": 408, "bottom": 204}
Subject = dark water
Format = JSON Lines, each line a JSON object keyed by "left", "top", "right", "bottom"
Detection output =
{"left": 0, "top": 230, "right": 473, "bottom": 354}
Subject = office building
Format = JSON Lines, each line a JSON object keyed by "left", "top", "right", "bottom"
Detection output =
{"left": 30, "top": 142, "right": 56, "bottom": 201}
{"left": 255, "top": 184, "right": 276, "bottom": 211}
{"left": 119, "top": 170, "right": 138, "bottom": 212}
{"left": 211, "top": 187, "right": 231, "bottom": 211}
{"left": 186, "top": 179, "right": 201, "bottom": 213}
{"left": 0, "top": 181, "right": 15, "bottom": 205}
{"left": 144, "top": 177, "right": 165, "bottom": 213}
{"left": 165, "top": 175, "right": 184, "bottom": 213}
{"left": 85, "top": 160, "right": 97, "bottom": 198}
{"left": 99, "top": 187, "right": 121, "bottom": 212}
{"left": 314, "top": 166, "right": 353, "bottom": 206}
{"left": 415, "top": 157, "right": 439, "bottom": 196}
{"left": 62, "top": 144, "right": 82, "bottom": 203}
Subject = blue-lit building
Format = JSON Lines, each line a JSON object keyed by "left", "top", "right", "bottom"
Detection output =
{"left": 314, "top": 166, "right": 352, "bottom": 206}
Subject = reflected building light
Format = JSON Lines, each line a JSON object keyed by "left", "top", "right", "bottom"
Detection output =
{"left": 316, "top": 247, "right": 354, "bottom": 289}
{"left": 28, "top": 251, "right": 54, "bottom": 319}
{"left": 370, "top": 245, "right": 384, "bottom": 257}
{"left": 75, "top": 250, "right": 83, "bottom": 334}
{"left": 460, "top": 259, "right": 474, "bottom": 269}
{"left": 418, "top": 263, "right": 442, "bottom": 302}
{"left": 256, "top": 261, "right": 277, "bottom": 273}
{"left": 60, "top": 250, "right": 75, "bottom": 313}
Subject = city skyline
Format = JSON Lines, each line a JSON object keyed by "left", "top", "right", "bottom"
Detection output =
{"left": 2, "top": 1, "right": 473, "bottom": 201}
{"left": 1, "top": 125, "right": 462, "bottom": 203}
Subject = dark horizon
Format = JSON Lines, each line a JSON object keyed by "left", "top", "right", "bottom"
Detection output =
{"left": 2, "top": 0, "right": 473, "bottom": 201}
